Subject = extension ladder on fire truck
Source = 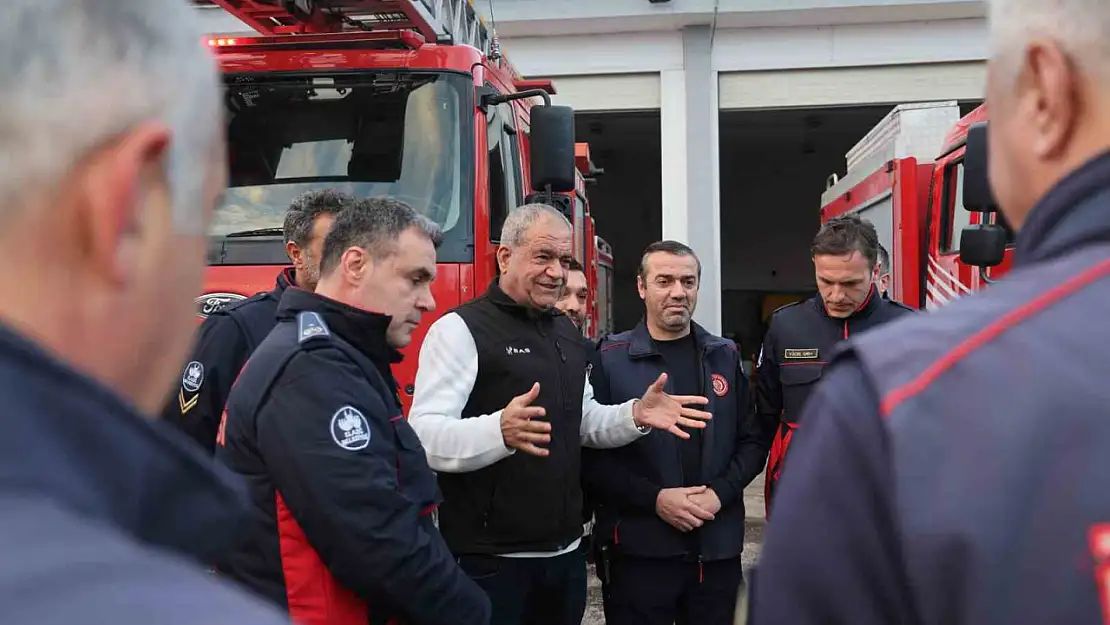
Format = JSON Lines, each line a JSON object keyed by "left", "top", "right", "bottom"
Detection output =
{"left": 209, "top": 0, "right": 493, "bottom": 56}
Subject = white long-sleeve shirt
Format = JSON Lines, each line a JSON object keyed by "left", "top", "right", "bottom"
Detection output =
{"left": 408, "top": 312, "right": 647, "bottom": 474}
{"left": 408, "top": 312, "right": 648, "bottom": 558}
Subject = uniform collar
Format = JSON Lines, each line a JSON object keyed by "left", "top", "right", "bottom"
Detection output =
{"left": 627, "top": 318, "right": 728, "bottom": 359}
{"left": 276, "top": 287, "right": 402, "bottom": 368}
{"left": 1014, "top": 149, "right": 1110, "bottom": 267}
{"left": 814, "top": 284, "right": 880, "bottom": 321}
{"left": 0, "top": 322, "right": 249, "bottom": 564}
{"left": 277, "top": 268, "right": 296, "bottom": 292}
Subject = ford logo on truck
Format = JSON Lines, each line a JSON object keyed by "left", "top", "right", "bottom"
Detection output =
{"left": 195, "top": 292, "right": 247, "bottom": 319}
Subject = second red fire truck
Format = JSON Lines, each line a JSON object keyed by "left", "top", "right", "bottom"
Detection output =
{"left": 820, "top": 100, "right": 1010, "bottom": 309}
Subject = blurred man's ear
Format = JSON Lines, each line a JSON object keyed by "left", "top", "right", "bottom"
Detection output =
{"left": 286, "top": 241, "right": 302, "bottom": 265}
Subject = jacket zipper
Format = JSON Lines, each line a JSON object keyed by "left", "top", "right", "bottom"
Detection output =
{"left": 843, "top": 319, "right": 849, "bottom": 340}
{"left": 539, "top": 319, "right": 571, "bottom": 539}
{"left": 694, "top": 344, "right": 711, "bottom": 560}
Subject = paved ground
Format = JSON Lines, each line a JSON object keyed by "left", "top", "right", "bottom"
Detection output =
{"left": 581, "top": 473, "right": 767, "bottom": 624}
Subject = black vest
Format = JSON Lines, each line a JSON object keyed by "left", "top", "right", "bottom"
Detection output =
{"left": 436, "top": 282, "right": 590, "bottom": 555}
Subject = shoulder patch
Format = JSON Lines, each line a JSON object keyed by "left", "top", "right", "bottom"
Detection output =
{"left": 178, "top": 360, "right": 205, "bottom": 415}
{"left": 297, "top": 311, "right": 330, "bottom": 343}
{"left": 182, "top": 361, "right": 205, "bottom": 393}
{"left": 331, "top": 405, "right": 371, "bottom": 451}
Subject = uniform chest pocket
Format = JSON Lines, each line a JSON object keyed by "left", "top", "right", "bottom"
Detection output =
{"left": 779, "top": 363, "right": 825, "bottom": 425}
{"left": 391, "top": 418, "right": 437, "bottom": 501}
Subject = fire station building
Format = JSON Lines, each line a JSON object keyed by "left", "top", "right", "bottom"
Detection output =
{"left": 195, "top": 0, "right": 987, "bottom": 345}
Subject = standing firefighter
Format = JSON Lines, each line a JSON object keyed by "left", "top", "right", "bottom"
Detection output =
{"left": 584, "top": 241, "right": 762, "bottom": 625}
{"left": 756, "top": 214, "right": 913, "bottom": 512}
{"left": 216, "top": 198, "right": 490, "bottom": 625}
{"left": 163, "top": 189, "right": 351, "bottom": 453}
{"left": 751, "top": 0, "right": 1110, "bottom": 622}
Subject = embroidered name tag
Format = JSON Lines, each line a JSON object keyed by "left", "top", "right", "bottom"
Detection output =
{"left": 783, "top": 348, "right": 819, "bottom": 360}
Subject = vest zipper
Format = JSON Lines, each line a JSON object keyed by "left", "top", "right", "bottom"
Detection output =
{"left": 538, "top": 319, "right": 571, "bottom": 538}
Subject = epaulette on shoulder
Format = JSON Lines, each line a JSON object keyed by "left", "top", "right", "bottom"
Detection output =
{"left": 214, "top": 291, "right": 268, "bottom": 316}
{"left": 890, "top": 300, "right": 917, "bottom": 312}
{"left": 297, "top": 311, "right": 331, "bottom": 344}
{"left": 879, "top": 295, "right": 917, "bottom": 312}
{"left": 769, "top": 299, "right": 807, "bottom": 317}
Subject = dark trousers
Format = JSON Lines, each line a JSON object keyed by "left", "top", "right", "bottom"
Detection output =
{"left": 456, "top": 546, "right": 587, "bottom": 625}
{"left": 600, "top": 552, "right": 746, "bottom": 625}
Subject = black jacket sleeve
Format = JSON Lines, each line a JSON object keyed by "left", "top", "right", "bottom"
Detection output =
{"left": 748, "top": 355, "right": 914, "bottom": 625}
{"left": 581, "top": 344, "right": 662, "bottom": 512}
{"left": 754, "top": 320, "right": 784, "bottom": 442}
{"left": 255, "top": 347, "right": 490, "bottom": 625}
{"left": 161, "top": 314, "right": 250, "bottom": 454}
{"left": 707, "top": 353, "right": 765, "bottom": 507}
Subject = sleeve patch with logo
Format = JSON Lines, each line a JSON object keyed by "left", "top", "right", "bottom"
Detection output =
{"left": 711, "top": 373, "right": 729, "bottom": 397}
{"left": 178, "top": 360, "right": 204, "bottom": 414}
{"left": 331, "top": 405, "right": 372, "bottom": 451}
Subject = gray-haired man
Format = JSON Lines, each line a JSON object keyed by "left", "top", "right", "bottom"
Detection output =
{"left": 162, "top": 188, "right": 353, "bottom": 453}
{"left": 0, "top": 1, "right": 287, "bottom": 623}
{"left": 409, "top": 203, "right": 713, "bottom": 625}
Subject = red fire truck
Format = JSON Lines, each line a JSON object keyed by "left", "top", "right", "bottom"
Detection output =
{"left": 195, "top": 0, "right": 613, "bottom": 413}
{"left": 820, "top": 101, "right": 1011, "bottom": 309}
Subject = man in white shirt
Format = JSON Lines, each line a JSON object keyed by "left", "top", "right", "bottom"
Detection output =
{"left": 409, "top": 203, "right": 712, "bottom": 625}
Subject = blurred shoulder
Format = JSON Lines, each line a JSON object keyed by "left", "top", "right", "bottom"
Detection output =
{"left": 0, "top": 497, "right": 287, "bottom": 625}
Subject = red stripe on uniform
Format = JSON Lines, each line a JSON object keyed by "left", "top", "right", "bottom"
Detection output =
{"left": 880, "top": 258, "right": 1110, "bottom": 417}
{"left": 275, "top": 491, "right": 367, "bottom": 625}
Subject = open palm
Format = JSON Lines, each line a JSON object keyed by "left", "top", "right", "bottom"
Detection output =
{"left": 635, "top": 373, "right": 712, "bottom": 438}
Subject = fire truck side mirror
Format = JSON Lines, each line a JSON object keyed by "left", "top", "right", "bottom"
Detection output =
{"left": 959, "top": 224, "right": 1007, "bottom": 268}
{"left": 962, "top": 122, "right": 999, "bottom": 213}
{"left": 530, "top": 105, "right": 576, "bottom": 193}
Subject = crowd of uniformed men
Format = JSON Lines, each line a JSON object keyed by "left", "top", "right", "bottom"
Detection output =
{"left": 3, "top": 1, "right": 1110, "bottom": 624}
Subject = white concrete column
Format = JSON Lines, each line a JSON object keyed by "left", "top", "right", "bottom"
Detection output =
{"left": 660, "top": 69, "right": 688, "bottom": 244}
{"left": 661, "top": 26, "right": 721, "bottom": 334}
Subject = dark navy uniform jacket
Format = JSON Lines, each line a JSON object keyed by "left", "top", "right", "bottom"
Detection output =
{"left": 162, "top": 268, "right": 293, "bottom": 453}
{"left": 216, "top": 288, "right": 490, "bottom": 625}
{"left": 756, "top": 286, "right": 913, "bottom": 509}
{"left": 0, "top": 323, "right": 287, "bottom": 624}
{"left": 583, "top": 321, "right": 761, "bottom": 562}
{"left": 751, "top": 150, "right": 1110, "bottom": 625}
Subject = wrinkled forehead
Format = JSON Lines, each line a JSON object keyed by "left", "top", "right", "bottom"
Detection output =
{"left": 522, "top": 217, "right": 573, "bottom": 254}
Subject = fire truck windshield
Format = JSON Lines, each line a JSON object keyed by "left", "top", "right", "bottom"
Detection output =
{"left": 211, "top": 71, "right": 474, "bottom": 264}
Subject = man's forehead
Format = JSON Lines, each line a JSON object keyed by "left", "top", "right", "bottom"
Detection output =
{"left": 646, "top": 252, "right": 698, "bottom": 277}
{"left": 814, "top": 250, "right": 869, "bottom": 269}
{"left": 566, "top": 270, "right": 588, "bottom": 288}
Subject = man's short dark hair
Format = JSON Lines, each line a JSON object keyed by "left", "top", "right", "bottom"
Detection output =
{"left": 320, "top": 197, "right": 443, "bottom": 276}
{"left": 638, "top": 240, "right": 701, "bottom": 280}
{"left": 811, "top": 214, "right": 880, "bottom": 269}
{"left": 283, "top": 189, "right": 355, "bottom": 247}
{"left": 567, "top": 258, "right": 584, "bottom": 273}
{"left": 878, "top": 244, "right": 890, "bottom": 275}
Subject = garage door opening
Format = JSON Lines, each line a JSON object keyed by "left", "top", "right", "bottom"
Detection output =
{"left": 719, "top": 101, "right": 981, "bottom": 365}
{"left": 576, "top": 111, "right": 662, "bottom": 332}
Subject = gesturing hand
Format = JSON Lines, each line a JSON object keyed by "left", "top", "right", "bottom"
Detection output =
{"left": 656, "top": 486, "right": 716, "bottom": 532}
{"left": 500, "top": 382, "right": 551, "bottom": 457}
{"left": 634, "top": 373, "right": 712, "bottom": 439}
